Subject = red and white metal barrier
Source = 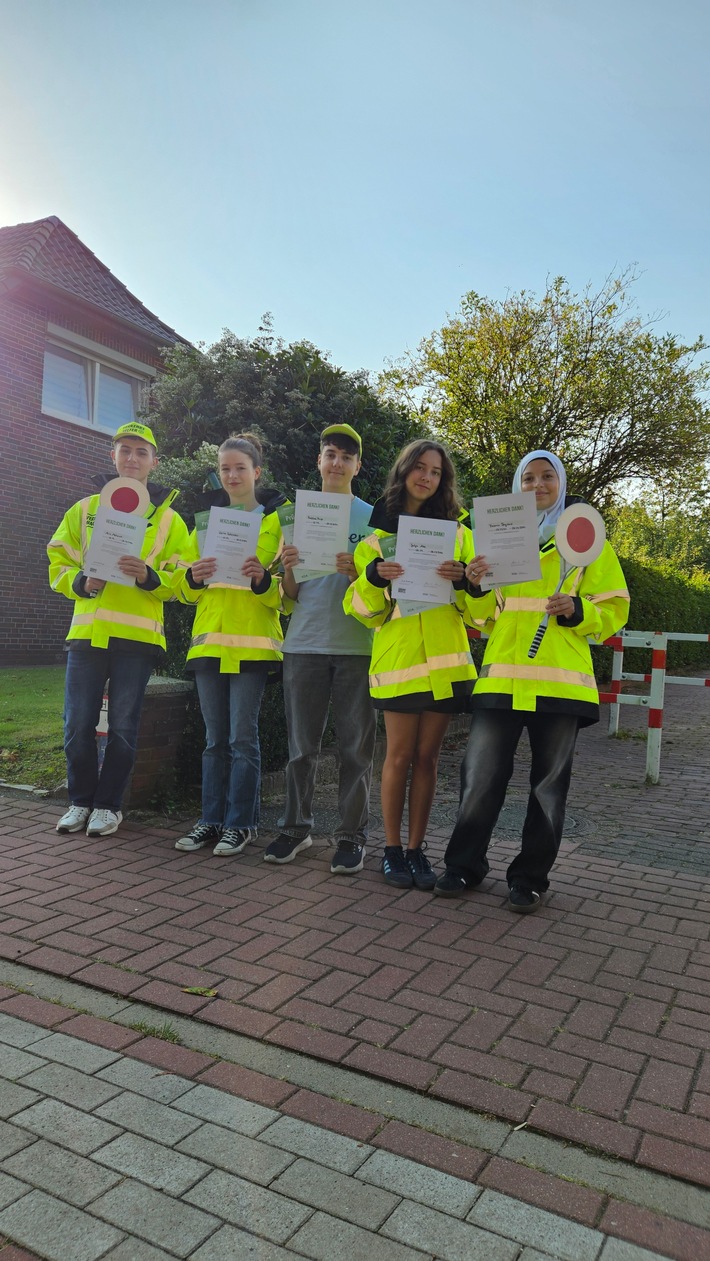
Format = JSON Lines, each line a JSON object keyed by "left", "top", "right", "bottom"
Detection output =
{"left": 598, "top": 630, "right": 710, "bottom": 783}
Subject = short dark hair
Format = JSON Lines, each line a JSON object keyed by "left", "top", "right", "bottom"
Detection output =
{"left": 320, "top": 433, "right": 360, "bottom": 457}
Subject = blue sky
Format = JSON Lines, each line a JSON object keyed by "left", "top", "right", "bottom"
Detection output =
{"left": 2, "top": 0, "right": 708, "bottom": 373}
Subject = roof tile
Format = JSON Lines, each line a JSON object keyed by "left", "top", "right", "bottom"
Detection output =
{"left": 0, "top": 215, "right": 184, "bottom": 344}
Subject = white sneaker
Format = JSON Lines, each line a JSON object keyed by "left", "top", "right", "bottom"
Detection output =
{"left": 213, "top": 827, "right": 257, "bottom": 856}
{"left": 87, "top": 808, "right": 123, "bottom": 837}
{"left": 56, "top": 806, "right": 90, "bottom": 834}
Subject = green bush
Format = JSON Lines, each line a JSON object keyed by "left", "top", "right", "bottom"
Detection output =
{"left": 592, "top": 557, "right": 710, "bottom": 677}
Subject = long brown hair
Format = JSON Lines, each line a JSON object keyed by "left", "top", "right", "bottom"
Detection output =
{"left": 383, "top": 440, "right": 461, "bottom": 521}
{"left": 218, "top": 432, "right": 263, "bottom": 467}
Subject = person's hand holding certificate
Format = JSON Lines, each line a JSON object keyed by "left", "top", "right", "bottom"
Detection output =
{"left": 391, "top": 517, "right": 458, "bottom": 608}
{"left": 471, "top": 492, "right": 541, "bottom": 590}
{"left": 201, "top": 507, "right": 263, "bottom": 587}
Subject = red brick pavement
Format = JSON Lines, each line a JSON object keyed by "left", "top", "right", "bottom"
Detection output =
{"left": 1, "top": 682, "right": 709, "bottom": 1202}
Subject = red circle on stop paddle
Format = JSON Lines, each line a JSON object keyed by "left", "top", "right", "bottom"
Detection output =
{"left": 567, "top": 517, "right": 596, "bottom": 553}
{"left": 112, "top": 486, "right": 140, "bottom": 513}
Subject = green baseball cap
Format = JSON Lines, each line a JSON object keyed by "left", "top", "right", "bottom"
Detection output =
{"left": 320, "top": 423, "right": 362, "bottom": 454}
{"left": 113, "top": 421, "right": 157, "bottom": 448}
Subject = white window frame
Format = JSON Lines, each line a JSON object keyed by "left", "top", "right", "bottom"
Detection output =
{"left": 41, "top": 324, "right": 156, "bottom": 434}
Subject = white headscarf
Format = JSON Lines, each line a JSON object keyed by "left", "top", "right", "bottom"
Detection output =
{"left": 512, "top": 450, "right": 567, "bottom": 545}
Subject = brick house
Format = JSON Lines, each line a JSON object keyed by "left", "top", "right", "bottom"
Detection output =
{"left": 0, "top": 216, "right": 187, "bottom": 665}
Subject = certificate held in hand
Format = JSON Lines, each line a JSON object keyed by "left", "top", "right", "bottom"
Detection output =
{"left": 292, "top": 490, "right": 349, "bottom": 581}
{"left": 471, "top": 492, "right": 541, "bottom": 590}
{"left": 392, "top": 516, "right": 457, "bottom": 609}
{"left": 85, "top": 477, "right": 150, "bottom": 586}
{"left": 202, "top": 507, "right": 263, "bottom": 587}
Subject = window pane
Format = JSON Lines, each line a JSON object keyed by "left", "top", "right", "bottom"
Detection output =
{"left": 97, "top": 367, "right": 137, "bottom": 429}
{"left": 42, "top": 349, "right": 89, "bottom": 420}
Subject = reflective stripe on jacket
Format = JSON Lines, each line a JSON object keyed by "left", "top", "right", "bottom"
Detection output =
{"left": 47, "top": 490, "right": 190, "bottom": 651}
{"left": 344, "top": 523, "right": 478, "bottom": 702}
{"left": 470, "top": 537, "right": 629, "bottom": 718}
{"left": 180, "top": 507, "right": 285, "bottom": 674}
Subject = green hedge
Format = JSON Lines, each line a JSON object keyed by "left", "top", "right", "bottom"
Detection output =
{"left": 598, "top": 557, "right": 710, "bottom": 676}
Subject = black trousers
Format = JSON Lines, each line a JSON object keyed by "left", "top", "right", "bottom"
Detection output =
{"left": 444, "top": 708, "right": 580, "bottom": 892}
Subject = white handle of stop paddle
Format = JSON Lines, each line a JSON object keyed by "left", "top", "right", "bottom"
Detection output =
{"left": 527, "top": 568, "right": 570, "bottom": 659}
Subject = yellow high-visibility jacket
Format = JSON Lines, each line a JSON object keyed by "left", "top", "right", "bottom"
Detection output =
{"left": 179, "top": 501, "right": 285, "bottom": 674}
{"left": 470, "top": 535, "right": 629, "bottom": 724}
{"left": 47, "top": 486, "right": 190, "bottom": 652}
{"left": 344, "top": 517, "right": 478, "bottom": 704}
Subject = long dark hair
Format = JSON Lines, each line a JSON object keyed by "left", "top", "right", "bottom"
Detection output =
{"left": 383, "top": 440, "right": 461, "bottom": 521}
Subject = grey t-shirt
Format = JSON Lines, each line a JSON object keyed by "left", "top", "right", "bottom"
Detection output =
{"left": 283, "top": 496, "right": 373, "bottom": 656}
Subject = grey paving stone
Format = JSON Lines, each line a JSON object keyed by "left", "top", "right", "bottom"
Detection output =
{"left": 0, "top": 1015, "right": 49, "bottom": 1048}
{"left": 98, "top": 1056, "right": 196, "bottom": 1102}
{"left": 184, "top": 1168, "right": 312, "bottom": 1244}
{"left": 357, "top": 1150, "right": 481, "bottom": 1218}
{"left": 0, "top": 1079, "right": 40, "bottom": 1119}
{"left": 260, "top": 1115, "right": 373, "bottom": 1174}
{"left": 599, "top": 1241, "right": 674, "bottom": 1261}
{"left": 95, "top": 1131, "right": 210, "bottom": 1196}
{"left": 20, "top": 1061, "right": 123, "bottom": 1111}
{"left": 29, "top": 1031, "right": 120, "bottom": 1073}
{"left": 270, "top": 1156, "right": 400, "bottom": 1230}
{"left": 518, "top": 1251, "right": 575, "bottom": 1261}
{"left": 191, "top": 1225, "right": 307, "bottom": 1259}
{"left": 0, "top": 1187, "right": 124, "bottom": 1261}
{"left": 95, "top": 1090, "right": 202, "bottom": 1146}
{"left": 177, "top": 1121, "right": 293, "bottom": 1186}
{"left": 174, "top": 1082, "right": 278, "bottom": 1135}
{"left": 91, "top": 1177, "right": 219, "bottom": 1258}
{"left": 0, "top": 1169, "right": 29, "bottom": 1210}
{"left": 290, "top": 1210, "right": 433, "bottom": 1261}
{"left": 382, "top": 1200, "right": 518, "bottom": 1261}
{"left": 0, "top": 1118, "right": 36, "bottom": 1160}
{"left": 0, "top": 1046, "right": 48, "bottom": 1079}
{"left": 4, "top": 1137, "right": 121, "bottom": 1206}
{"left": 467, "top": 1190, "right": 603, "bottom": 1261}
{"left": 103, "top": 1242, "right": 176, "bottom": 1261}
{"left": 12, "top": 1098, "right": 121, "bottom": 1155}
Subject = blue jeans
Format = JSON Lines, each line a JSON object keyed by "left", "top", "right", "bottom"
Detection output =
{"left": 196, "top": 669, "right": 267, "bottom": 830}
{"left": 64, "top": 648, "right": 154, "bottom": 812}
{"left": 279, "top": 654, "right": 376, "bottom": 843}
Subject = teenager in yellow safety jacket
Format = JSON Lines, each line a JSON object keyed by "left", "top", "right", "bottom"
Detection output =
{"left": 48, "top": 421, "right": 190, "bottom": 839}
{"left": 174, "top": 433, "right": 287, "bottom": 858}
{"left": 434, "top": 449, "right": 630, "bottom": 912}
{"left": 344, "top": 439, "right": 479, "bottom": 893}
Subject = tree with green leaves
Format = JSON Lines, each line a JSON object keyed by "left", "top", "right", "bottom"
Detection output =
{"left": 608, "top": 465, "right": 710, "bottom": 576}
{"left": 146, "top": 319, "right": 420, "bottom": 512}
{"left": 381, "top": 272, "right": 710, "bottom": 507}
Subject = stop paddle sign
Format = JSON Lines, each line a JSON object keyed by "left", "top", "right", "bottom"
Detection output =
{"left": 555, "top": 503, "right": 606, "bottom": 568}
{"left": 99, "top": 477, "right": 150, "bottom": 516}
{"left": 528, "top": 503, "right": 606, "bottom": 659}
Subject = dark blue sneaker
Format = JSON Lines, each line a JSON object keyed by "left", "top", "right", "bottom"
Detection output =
{"left": 381, "top": 846, "right": 413, "bottom": 889}
{"left": 406, "top": 845, "right": 437, "bottom": 891}
{"left": 508, "top": 884, "right": 541, "bottom": 913}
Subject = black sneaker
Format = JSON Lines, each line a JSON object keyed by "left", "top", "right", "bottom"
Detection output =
{"left": 406, "top": 846, "right": 437, "bottom": 891}
{"left": 331, "top": 839, "right": 365, "bottom": 875}
{"left": 381, "top": 846, "right": 413, "bottom": 889}
{"left": 175, "top": 823, "right": 221, "bottom": 852}
{"left": 214, "top": 827, "right": 256, "bottom": 856}
{"left": 433, "top": 869, "right": 470, "bottom": 898}
{"left": 508, "top": 884, "right": 541, "bottom": 913}
{"left": 263, "top": 833, "right": 313, "bottom": 864}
